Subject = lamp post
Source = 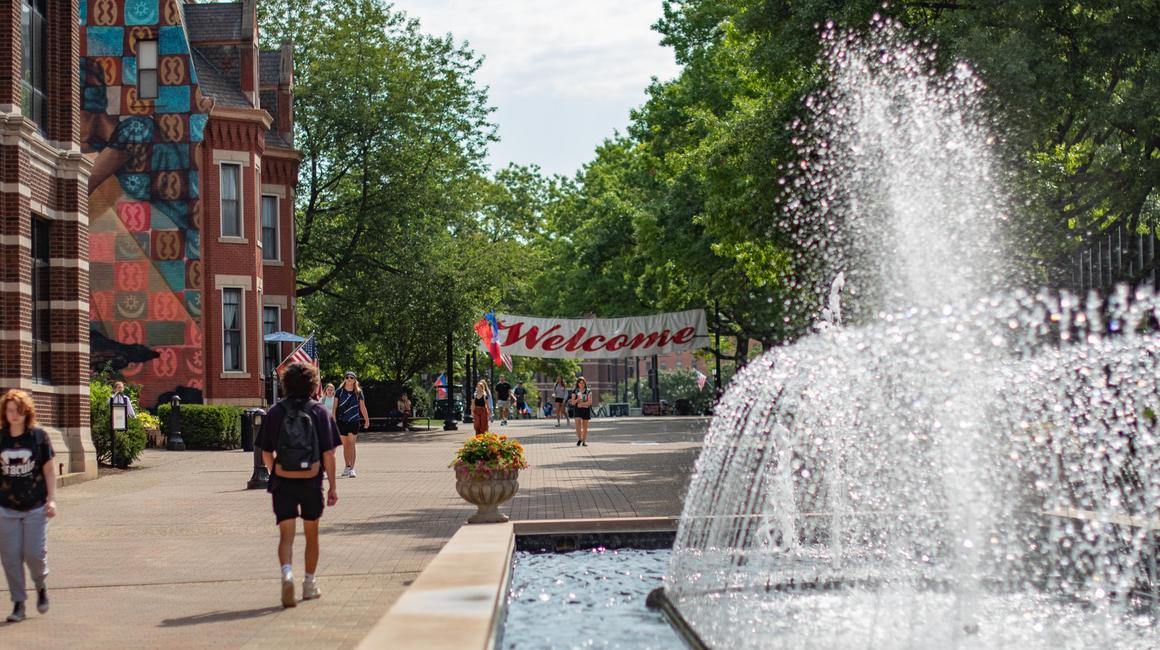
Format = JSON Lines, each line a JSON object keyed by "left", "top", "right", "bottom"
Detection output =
{"left": 463, "top": 351, "right": 473, "bottom": 424}
{"left": 714, "top": 300, "right": 722, "bottom": 395}
{"left": 109, "top": 397, "right": 127, "bottom": 468}
{"left": 247, "top": 409, "right": 269, "bottom": 490}
{"left": 443, "top": 331, "right": 457, "bottom": 431}
{"left": 166, "top": 395, "right": 186, "bottom": 451}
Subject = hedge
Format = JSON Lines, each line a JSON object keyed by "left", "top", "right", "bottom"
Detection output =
{"left": 158, "top": 404, "right": 243, "bottom": 449}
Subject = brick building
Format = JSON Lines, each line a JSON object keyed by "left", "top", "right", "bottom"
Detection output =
{"left": 80, "top": 0, "right": 300, "bottom": 408}
{"left": 0, "top": 0, "right": 97, "bottom": 477}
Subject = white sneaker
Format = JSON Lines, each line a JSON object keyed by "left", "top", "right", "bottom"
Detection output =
{"left": 342, "top": 467, "right": 352, "bottom": 478}
{"left": 281, "top": 575, "right": 296, "bottom": 608}
{"left": 348, "top": 468, "right": 357, "bottom": 478}
{"left": 303, "top": 579, "right": 321, "bottom": 601}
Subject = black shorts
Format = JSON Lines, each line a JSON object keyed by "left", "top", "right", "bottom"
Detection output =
{"left": 272, "top": 479, "right": 324, "bottom": 523}
{"left": 337, "top": 419, "right": 361, "bottom": 435}
{"left": 575, "top": 407, "right": 591, "bottom": 420}
{"left": 554, "top": 397, "right": 564, "bottom": 404}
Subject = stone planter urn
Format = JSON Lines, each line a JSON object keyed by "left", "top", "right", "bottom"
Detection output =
{"left": 454, "top": 466, "right": 520, "bottom": 523}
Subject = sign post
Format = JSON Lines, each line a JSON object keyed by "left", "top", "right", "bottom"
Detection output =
{"left": 109, "top": 397, "right": 127, "bottom": 468}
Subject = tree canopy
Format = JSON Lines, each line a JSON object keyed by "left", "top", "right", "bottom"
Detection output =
{"left": 261, "top": 0, "right": 1160, "bottom": 382}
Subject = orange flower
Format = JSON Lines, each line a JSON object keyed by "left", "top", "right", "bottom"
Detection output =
{"left": 499, "top": 435, "right": 507, "bottom": 440}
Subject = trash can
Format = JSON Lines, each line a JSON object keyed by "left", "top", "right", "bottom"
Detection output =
{"left": 241, "top": 407, "right": 265, "bottom": 452}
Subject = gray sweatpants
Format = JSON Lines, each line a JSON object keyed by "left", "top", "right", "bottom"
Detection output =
{"left": 0, "top": 505, "right": 48, "bottom": 603}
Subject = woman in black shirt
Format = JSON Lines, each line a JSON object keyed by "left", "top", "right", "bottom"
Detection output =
{"left": 571, "top": 378, "right": 593, "bottom": 447}
{"left": 471, "top": 380, "right": 492, "bottom": 436}
{"left": 0, "top": 389, "right": 56, "bottom": 622}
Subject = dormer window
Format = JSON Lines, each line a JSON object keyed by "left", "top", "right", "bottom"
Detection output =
{"left": 137, "top": 39, "right": 158, "bottom": 99}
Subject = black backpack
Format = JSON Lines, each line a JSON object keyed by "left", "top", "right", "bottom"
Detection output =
{"left": 275, "top": 399, "right": 320, "bottom": 478}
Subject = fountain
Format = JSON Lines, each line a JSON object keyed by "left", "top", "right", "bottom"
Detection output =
{"left": 662, "top": 17, "right": 1160, "bottom": 650}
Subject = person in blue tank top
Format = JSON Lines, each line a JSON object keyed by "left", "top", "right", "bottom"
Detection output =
{"left": 332, "top": 372, "right": 369, "bottom": 478}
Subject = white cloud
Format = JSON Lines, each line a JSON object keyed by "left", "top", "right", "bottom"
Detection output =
{"left": 391, "top": 0, "right": 682, "bottom": 175}
{"left": 395, "top": 0, "right": 680, "bottom": 98}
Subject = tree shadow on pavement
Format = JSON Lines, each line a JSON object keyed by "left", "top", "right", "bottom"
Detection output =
{"left": 325, "top": 505, "right": 472, "bottom": 554}
{"left": 158, "top": 605, "right": 283, "bottom": 627}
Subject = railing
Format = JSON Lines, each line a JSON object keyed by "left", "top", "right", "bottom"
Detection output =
{"left": 1067, "top": 222, "right": 1159, "bottom": 294}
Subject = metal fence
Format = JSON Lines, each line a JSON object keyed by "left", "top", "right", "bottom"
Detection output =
{"left": 1068, "top": 223, "right": 1159, "bottom": 295}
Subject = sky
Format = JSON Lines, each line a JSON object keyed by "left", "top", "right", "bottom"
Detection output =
{"left": 389, "top": 0, "right": 683, "bottom": 178}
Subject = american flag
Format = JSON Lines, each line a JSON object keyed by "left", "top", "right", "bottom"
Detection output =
{"left": 278, "top": 334, "right": 318, "bottom": 372}
{"left": 695, "top": 369, "right": 708, "bottom": 391}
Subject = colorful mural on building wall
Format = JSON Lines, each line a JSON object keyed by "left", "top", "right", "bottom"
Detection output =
{"left": 80, "top": 0, "right": 213, "bottom": 405}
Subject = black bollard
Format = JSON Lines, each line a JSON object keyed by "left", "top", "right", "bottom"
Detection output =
{"left": 166, "top": 395, "right": 186, "bottom": 451}
{"left": 246, "top": 408, "right": 268, "bottom": 490}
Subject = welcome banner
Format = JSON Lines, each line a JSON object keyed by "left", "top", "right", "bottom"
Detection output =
{"left": 494, "top": 310, "right": 708, "bottom": 359}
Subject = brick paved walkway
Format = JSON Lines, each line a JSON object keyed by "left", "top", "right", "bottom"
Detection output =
{"left": 0, "top": 416, "right": 706, "bottom": 648}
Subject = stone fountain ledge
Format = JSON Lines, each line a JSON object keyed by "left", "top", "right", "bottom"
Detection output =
{"left": 358, "top": 517, "right": 678, "bottom": 650}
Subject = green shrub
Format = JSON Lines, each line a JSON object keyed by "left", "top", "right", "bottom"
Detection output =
{"left": 158, "top": 404, "right": 243, "bottom": 449}
{"left": 89, "top": 380, "right": 147, "bottom": 468}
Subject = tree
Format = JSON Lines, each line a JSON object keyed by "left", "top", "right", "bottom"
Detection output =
{"left": 259, "top": 0, "right": 499, "bottom": 380}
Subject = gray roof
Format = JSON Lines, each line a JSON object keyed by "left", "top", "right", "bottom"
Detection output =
{"left": 184, "top": 2, "right": 243, "bottom": 43}
{"left": 192, "top": 48, "right": 251, "bottom": 108}
{"left": 259, "top": 50, "right": 283, "bottom": 86}
{"left": 265, "top": 130, "right": 294, "bottom": 150}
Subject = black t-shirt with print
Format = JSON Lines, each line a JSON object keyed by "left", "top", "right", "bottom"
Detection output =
{"left": 495, "top": 382, "right": 512, "bottom": 400}
{"left": 0, "top": 427, "right": 55, "bottom": 511}
{"left": 514, "top": 386, "right": 527, "bottom": 404}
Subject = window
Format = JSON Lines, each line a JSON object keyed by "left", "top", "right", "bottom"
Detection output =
{"left": 263, "top": 306, "right": 279, "bottom": 375}
{"left": 21, "top": 0, "right": 47, "bottom": 127}
{"left": 222, "top": 288, "right": 243, "bottom": 371}
{"left": 137, "top": 39, "right": 158, "bottom": 99}
{"left": 31, "top": 217, "right": 50, "bottom": 383}
{"left": 261, "top": 195, "right": 279, "bottom": 260}
{"left": 220, "top": 164, "right": 241, "bottom": 237}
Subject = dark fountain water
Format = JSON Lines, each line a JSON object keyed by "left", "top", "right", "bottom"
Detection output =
{"left": 666, "top": 18, "right": 1160, "bottom": 650}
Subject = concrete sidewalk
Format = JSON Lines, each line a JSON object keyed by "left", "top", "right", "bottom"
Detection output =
{"left": 0, "top": 416, "right": 706, "bottom": 648}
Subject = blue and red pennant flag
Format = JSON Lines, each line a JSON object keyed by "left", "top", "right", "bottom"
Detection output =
{"left": 474, "top": 311, "right": 512, "bottom": 370}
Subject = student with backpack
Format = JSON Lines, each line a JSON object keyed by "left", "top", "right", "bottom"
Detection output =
{"left": 258, "top": 362, "right": 339, "bottom": 608}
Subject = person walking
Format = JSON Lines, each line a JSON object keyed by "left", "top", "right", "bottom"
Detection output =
{"left": 494, "top": 375, "right": 513, "bottom": 425}
{"left": 572, "top": 378, "right": 592, "bottom": 446}
{"left": 513, "top": 381, "right": 528, "bottom": 420}
{"left": 0, "top": 389, "right": 57, "bottom": 622}
{"left": 471, "top": 380, "right": 492, "bottom": 436}
{"left": 257, "top": 363, "right": 339, "bottom": 608}
{"left": 332, "top": 372, "right": 369, "bottom": 478}
{"left": 552, "top": 377, "right": 569, "bottom": 428}
{"left": 320, "top": 383, "right": 336, "bottom": 416}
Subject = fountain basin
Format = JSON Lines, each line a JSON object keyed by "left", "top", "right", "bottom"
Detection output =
{"left": 358, "top": 517, "right": 678, "bottom": 650}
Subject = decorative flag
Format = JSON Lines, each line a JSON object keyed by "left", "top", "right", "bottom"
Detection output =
{"left": 695, "top": 368, "right": 708, "bottom": 391}
{"left": 475, "top": 311, "right": 513, "bottom": 370}
{"left": 433, "top": 373, "right": 447, "bottom": 399}
{"left": 278, "top": 334, "right": 318, "bottom": 372}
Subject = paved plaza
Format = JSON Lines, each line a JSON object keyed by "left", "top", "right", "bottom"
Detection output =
{"left": 0, "top": 416, "right": 707, "bottom": 648}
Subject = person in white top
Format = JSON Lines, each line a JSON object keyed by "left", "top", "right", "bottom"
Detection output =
{"left": 320, "top": 383, "right": 336, "bottom": 416}
{"left": 111, "top": 382, "right": 136, "bottom": 419}
{"left": 552, "top": 377, "right": 569, "bottom": 428}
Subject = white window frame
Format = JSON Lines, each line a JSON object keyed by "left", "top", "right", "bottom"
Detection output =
{"left": 137, "top": 39, "right": 158, "bottom": 99}
{"left": 263, "top": 304, "right": 280, "bottom": 375}
{"left": 260, "top": 194, "right": 280, "bottom": 262}
{"left": 219, "top": 162, "right": 243, "bottom": 240}
{"left": 221, "top": 287, "right": 246, "bottom": 373}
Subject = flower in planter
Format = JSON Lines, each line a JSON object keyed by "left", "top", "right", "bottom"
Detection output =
{"left": 450, "top": 431, "right": 529, "bottom": 478}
